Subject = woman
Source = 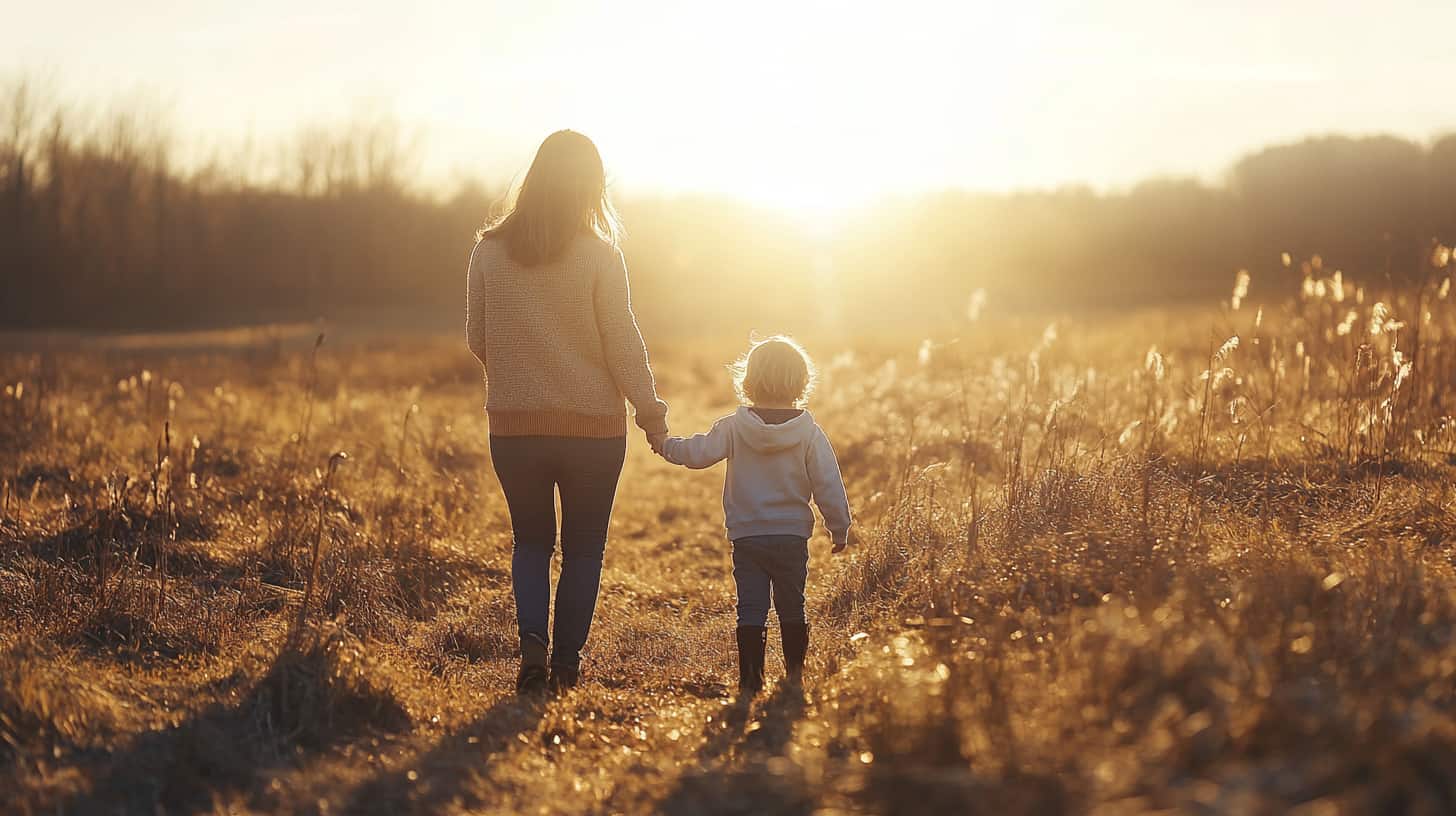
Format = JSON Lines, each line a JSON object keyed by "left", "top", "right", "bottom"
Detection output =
{"left": 467, "top": 130, "right": 668, "bottom": 695}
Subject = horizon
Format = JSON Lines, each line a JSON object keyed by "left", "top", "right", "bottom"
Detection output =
{"left": 7, "top": 1, "right": 1456, "bottom": 213}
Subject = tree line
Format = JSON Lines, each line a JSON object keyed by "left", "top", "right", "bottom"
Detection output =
{"left": 3, "top": 79, "right": 1455, "bottom": 334}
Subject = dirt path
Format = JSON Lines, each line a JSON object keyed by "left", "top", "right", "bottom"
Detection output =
{"left": 309, "top": 417, "right": 850, "bottom": 814}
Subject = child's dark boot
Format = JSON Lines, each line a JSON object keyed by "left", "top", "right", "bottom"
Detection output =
{"left": 736, "top": 625, "right": 767, "bottom": 694}
{"left": 781, "top": 620, "right": 809, "bottom": 686}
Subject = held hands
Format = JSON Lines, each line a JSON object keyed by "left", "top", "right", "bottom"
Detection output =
{"left": 832, "top": 528, "right": 858, "bottom": 554}
{"left": 646, "top": 431, "right": 668, "bottom": 456}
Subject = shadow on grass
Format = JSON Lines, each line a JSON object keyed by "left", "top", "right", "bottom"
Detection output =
{"left": 337, "top": 694, "right": 546, "bottom": 815}
{"left": 697, "top": 683, "right": 807, "bottom": 764}
{"left": 657, "top": 682, "right": 812, "bottom": 816}
{"left": 46, "top": 626, "right": 412, "bottom": 814}
{"left": 22, "top": 507, "right": 222, "bottom": 578}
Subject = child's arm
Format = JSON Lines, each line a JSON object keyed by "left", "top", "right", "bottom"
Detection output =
{"left": 661, "top": 417, "right": 732, "bottom": 469}
{"left": 807, "top": 428, "right": 852, "bottom": 551}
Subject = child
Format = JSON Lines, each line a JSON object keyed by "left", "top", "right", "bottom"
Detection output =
{"left": 657, "top": 336, "right": 852, "bottom": 694}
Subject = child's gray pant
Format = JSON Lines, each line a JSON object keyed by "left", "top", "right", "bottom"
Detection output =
{"left": 731, "top": 535, "right": 809, "bottom": 627}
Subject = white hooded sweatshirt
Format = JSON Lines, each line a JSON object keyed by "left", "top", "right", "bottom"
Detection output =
{"left": 661, "top": 406, "right": 852, "bottom": 545}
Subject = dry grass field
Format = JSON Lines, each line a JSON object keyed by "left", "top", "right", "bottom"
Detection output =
{"left": 6, "top": 259, "right": 1456, "bottom": 814}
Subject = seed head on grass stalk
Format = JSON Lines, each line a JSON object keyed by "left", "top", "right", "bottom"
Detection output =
{"left": 295, "top": 333, "right": 326, "bottom": 468}
{"left": 397, "top": 403, "right": 420, "bottom": 478}
{"left": 295, "top": 450, "right": 349, "bottom": 637}
{"left": 1184, "top": 334, "right": 1239, "bottom": 537}
{"left": 1231, "top": 269, "right": 1251, "bottom": 311}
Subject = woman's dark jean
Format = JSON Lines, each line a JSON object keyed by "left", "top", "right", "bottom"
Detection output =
{"left": 490, "top": 434, "right": 626, "bottom": 669}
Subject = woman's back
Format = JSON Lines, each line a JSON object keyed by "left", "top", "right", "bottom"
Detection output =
{"left": 467, "top": 129, "right": 667, "bottom": 695}
{"left": 467, "top": 233, "right": 668, "bottom": 438}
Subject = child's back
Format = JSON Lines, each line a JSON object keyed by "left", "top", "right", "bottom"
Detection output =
{"left": 657, "top": 335, "right": 852, "bottom": 695}
{"left": 662, "top": 406, "right": 851, "bottom": 546}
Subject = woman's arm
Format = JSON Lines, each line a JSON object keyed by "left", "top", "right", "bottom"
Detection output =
{"left": 465, "top": 243, "right": 488, "bottom": 368}
{"left": 595, "top": 248, "right": 669, "bottom": 434}
{"left": 662, "top": 418, "right": 732, "bottom": 469}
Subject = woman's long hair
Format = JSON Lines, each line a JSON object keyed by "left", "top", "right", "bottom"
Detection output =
{"left": 477, "top": 130, "right": 622, "bottom": 266}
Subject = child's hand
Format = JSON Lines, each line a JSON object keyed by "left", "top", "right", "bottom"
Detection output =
{"left": 831, "top": 528, "right": 860, "bottom": 554}
{"left": 646, "top": 432, "right": 668, "bottom": 456}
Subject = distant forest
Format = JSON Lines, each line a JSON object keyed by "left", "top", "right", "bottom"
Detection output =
{"left": 4, "top": 80, "right": 1456, "bottom": 334}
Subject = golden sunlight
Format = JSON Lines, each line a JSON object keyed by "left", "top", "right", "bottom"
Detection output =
{"left": 11, "top": 2, "right": 1456, "bottom": 813}
{"left": 440, "top": 2, "right": 1042, "bottom": 215}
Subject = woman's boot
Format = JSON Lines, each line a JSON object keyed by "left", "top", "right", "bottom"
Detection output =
{"left": 781, "top": 620, "right": 809, "bottom": 685}
{"left": 736, "top": 625, "right": 767, "bottom": 695}
{"left": 516, "top": 634, "right": 549, "bottom": 695}
{"left": 548, "top": 663, "right": 580, "bottom": 694}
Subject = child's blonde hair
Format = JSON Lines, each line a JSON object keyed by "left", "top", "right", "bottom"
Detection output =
{"left": 731, "top": 336, "right": 817, "bottom": 408}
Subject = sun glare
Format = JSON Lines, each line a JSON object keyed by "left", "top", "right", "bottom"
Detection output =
{"left": 485, "top": 2, "right": 1043, "bottom": 219}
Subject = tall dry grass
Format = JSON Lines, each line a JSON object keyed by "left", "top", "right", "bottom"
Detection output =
{"left": 2, "top": 247, "right": 1456, "bottom": 812}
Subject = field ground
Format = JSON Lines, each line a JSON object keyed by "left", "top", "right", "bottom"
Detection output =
{"left": 6, "top": 276, "right": 1456, "bottom": 814}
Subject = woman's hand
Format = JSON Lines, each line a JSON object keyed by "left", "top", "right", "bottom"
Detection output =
{"left": 646, "top": 432, "right": 668, "bottom": 455}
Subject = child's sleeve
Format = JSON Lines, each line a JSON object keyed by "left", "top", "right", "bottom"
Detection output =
{"left": 661, "top": 417, "right": 732, "bottom": 469}
{"left": 807, "top": 428, "right": 852, "bottom": 545}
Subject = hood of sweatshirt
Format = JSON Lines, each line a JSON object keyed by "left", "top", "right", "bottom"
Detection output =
{"left": 731, "top": 406, "right": 818, "bottom": 453}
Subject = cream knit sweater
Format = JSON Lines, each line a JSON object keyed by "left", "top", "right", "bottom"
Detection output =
{"left": 466, "top": 234, "right": 669, "bottom": 438}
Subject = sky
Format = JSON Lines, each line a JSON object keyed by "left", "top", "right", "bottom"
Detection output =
{"left": 5, "top": 0, "right": 1455, "bottom": 211}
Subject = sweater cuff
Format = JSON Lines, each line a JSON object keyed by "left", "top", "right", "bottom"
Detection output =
{"left": 634, "top": 408, "right": 669, "bottom": 436}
